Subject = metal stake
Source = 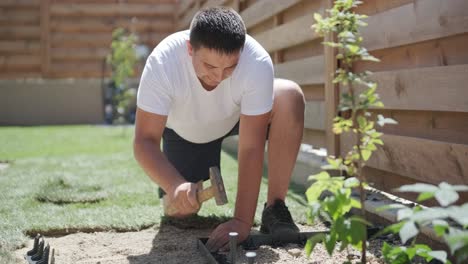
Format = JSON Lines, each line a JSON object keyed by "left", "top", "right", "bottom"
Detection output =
{"left": 228, "top": 232, "right": 238, "bottom": 264}
{"left": 246, "top": 251, "right": 256, "bottom": 264}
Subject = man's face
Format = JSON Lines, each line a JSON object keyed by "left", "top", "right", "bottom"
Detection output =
{"left": 188, "top": 41, "right": 240, "bottom": 90}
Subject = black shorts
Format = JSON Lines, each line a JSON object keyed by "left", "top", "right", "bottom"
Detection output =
{"left": 159, "top": 121, "right": 269, "bottom": 198}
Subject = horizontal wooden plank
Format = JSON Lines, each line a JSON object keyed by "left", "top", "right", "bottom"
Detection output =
{"left": 48, "top": 63, "right": 109, "bottom": 78}
{"left": 139, "top": 33, "right": 171, "bottom": 45}
{"left": 177, "top": 0, "right": 196, "bottom": 18}
{"left": 302, "top": 128, "right": 326, "bottom": 149}
{"left": 0, "top": 10, "right": 39, "bottom": 25}
{"left": 363, "top": 166, "right": 468, "bottom": 205}
{"left": 51, "top": 33, "right": 112, "bottom": 48}
{"left": 0, "top": 72, "right": 41, "bottom": 78}
{"left": 0, "top": 26, "right": 40, "bottom": 39}
{"left": 50, "top": 17, "right": 174, "bottom": 33}
{"left": 372, "top": 109, "right": 468, "bottom": 146}
{"left": 302, "top": 84, "right": 324, "bottom": 101}
{"left": 51, "top": 32, "right": 167, "bottom": 48}
{"left": 0, "top": 55, "right": 41, "bottom": 70}
{"left": 362, "top": 0, "right": 468, "bottom": 51}
{"left": 275, "top": 55, "right": 324, "bottom": 86}
{"left": 253, "top": 13, "right": 321, "bottom": 53}
{"left": 355, "top": 0, "right": 414, "bottom": 16}
{"left": 240, "top": 0, "right": 301, "bottom": 29}
{"left": 177, "top": 0, "right": 228, "bottom": 30}
{"left": 50, "top": 3, "right": 175, "bottom": 17}
{"left": 51, "top": 48, "right": 110, "bottom": 61}
{"left": 304, "top": 100, "right": 325, "bottom": 131}
{"left": 365, "top": 64, "right": 468, "bottom": 112}
{"left": 51, "top": 0, "right": 175, "bottom": 3}
{"left": 354, "top": 33, "right": 468, "bottom": 73}
{"left": 0, "top": 0, "right": 40, "bottom": 7}
{"left": 341, "top": 133, "right": 468, "bottom": 185}
{"left": 0, "top": 40, "right": 40, "bottom": 54}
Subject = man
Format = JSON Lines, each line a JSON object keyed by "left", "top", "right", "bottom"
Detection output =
{"left": 133, "top": 7, "right": 305, "bottom": 252}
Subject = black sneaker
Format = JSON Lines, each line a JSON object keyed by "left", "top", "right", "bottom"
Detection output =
{"left": 260, "top": 199, "right": 300, "bottom": 235}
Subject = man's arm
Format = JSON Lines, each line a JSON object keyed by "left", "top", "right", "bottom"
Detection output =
{"left": 206, "top": 111, "right": 270, "bottom": 252}
{"left": 234, "top": 111, "right": 270, "bottom": 226}
{"left": 133, "top": 107, "right": 200, "bottom": 216}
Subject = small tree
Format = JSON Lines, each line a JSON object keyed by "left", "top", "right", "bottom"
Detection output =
{"left": 305, "top": 0, "right": 396, "bottom": 263}
{"left": 106, "top": 27, "right": 138, "bottom": 124}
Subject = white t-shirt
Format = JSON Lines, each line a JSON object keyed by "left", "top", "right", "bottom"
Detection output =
{"left": 137, "top": 30, "right": 274, "bottom": 143}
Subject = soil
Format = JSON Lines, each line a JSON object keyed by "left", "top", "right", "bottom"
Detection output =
{"left": 14, "top": 217, "right": 388, "bottom": 264}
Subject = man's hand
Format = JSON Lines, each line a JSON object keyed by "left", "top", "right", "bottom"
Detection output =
{"left": 206, "top": 218, "right": 251, "bottom": 252}
{"left": 166, "top": 182, "right": 200, "bottom": 217}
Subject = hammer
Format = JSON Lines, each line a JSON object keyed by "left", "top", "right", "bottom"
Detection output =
{"left": 165, "top": 166, "right": 228, "bottom": 215}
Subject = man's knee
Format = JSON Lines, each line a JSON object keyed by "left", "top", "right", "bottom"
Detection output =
{"left": 273, "top": 79, "right": 305, "bottom": 115}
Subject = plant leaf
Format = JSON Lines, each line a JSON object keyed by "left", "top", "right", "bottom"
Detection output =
{"left": 417, "top": 192, "right": 435, "bottom": 202}
{"left": 396, "top": 183, "right": 438, "bottom": 194}
{"left": 399, "top": 221, "right": 419, "bottom": 244}
{"left": 428, "top": 250, "right": 447, "bottom": 263}
{"left": 343, "top": 177, "right": 359, "bottom": 188}
{"left": 305, "top": 233, "right": 326, "bottom": 257}
{"left": 435, "top": 188, "right": 459, "bottom": 207}
{"left": 377, "top": 114, "right": 398, "bottom": 126}
{"left": 397, "top": 208, "right": 413, "bottom": 221}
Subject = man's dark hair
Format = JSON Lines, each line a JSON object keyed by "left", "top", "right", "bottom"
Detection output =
{"left": 189, "top": 7, "right": 246, "bottom": 54}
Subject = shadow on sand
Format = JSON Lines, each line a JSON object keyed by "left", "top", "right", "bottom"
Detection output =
{"left": 127, "top": 215, "right": 280, "bottom": 263}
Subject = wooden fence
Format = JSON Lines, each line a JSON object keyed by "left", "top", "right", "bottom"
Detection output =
{"left": 0, "top": 0, "right": 176, "bottom": 78}
{"left": 176, "top": 0, "right": 468, "bottom": 203}
{"left": 2, "top": 0, "right": 467, "bottom": 202}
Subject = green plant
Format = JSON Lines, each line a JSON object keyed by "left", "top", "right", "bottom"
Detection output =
{"left": 379, "top": 182, "right": 468, "bottom": 264}
{"left": 107, "top": 27, "right": 138, "bottom": 124}
{"left": 306, "top": 0, "right": 396, "bottom": 263}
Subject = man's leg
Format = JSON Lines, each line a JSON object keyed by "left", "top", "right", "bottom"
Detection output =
{"left": 259, "top": 78, "right": 304, "bottom": 234}
{"left": 267, "top": 78, "right": 305, "bottom": 205}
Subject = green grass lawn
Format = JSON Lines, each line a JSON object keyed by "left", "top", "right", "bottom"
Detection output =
{"left": 0, "top": 125, "right": 308, "bottom": 262}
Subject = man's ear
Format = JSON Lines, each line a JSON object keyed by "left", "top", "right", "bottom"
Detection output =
{"left": 187, "top": 40, "right": 193, "bottom": 56}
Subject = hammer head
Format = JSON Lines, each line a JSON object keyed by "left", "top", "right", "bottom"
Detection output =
{"left": 209, "top": 166, "right": 228, "bottom": 205}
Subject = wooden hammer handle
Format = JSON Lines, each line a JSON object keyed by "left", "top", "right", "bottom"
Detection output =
{"left": 197, "top": 185, "right": 214, "bottom": 203}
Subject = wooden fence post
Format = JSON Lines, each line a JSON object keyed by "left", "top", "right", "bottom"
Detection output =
{"left": 40, "top": 0, "right": 51, "bottom": 77}
{"left": 324, "top": 0, "right": 339, "bottom": 156}
{"left": 273, "top": 13, "right": 283, "bottom": 64}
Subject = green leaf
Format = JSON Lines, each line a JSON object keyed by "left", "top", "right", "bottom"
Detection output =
{"left": 376, "top": 203, "right": 406, "bottom": 212}
{"left": 451, "top": 185, "right": 468, "bottom": 192}
{"left": 446, "top": 229, "right": 468, "bottom": 254}
{"left": 432, "top": 219, "right": 449, "bottom": 237}
{"left": 435, "top": 188, "right": 459, "bottom": 207}
{"left": 347, "top": 44, "right": 360, "bottom": 54}
{"left": 447, "top": 204, "right": 468, "bottom": 226}
{"left": 397, "top": 208, "right": 413, "bottom": 221}
{"left": 399, "top": 221, "right": 419, "bottom": 244}
{"left": 309, "top": 171, "right": 331, "bottom": 181}
{"left": 428, "top": 250, "right": 448, "bottom": 263}
{"left": 377, "top": 114, "right": 398, "bottom": 126}
{"left": 305, "top": 233, "right": 326, "bottom": 257}
{"left": 372, "top": 101, "right": 384, "bottom": 108}
{"left": 313, "top": 13, "right": 323, "bottom": 22}
{"left": 411, "top": 208, "right": 448, "bottom": 223}
{"left": 396, "top": 183, "right": 438, "bottom": 194}
{"left": 324, "top": 233, "right": 337, "bottom": 255}
{"left": 361, "top": 149, "right": 372, "bottom": 161}
{"left": 382, "top": 243, "right": 410, "bottom": 264}
{"left": 343, "top": 177, "right": 359, "bottom": 188}
{"left": 417, "top": 192, "right": 435, "bottom": 202}
{"left": 361, "top": 55, "right": 380, "bottom": 62}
